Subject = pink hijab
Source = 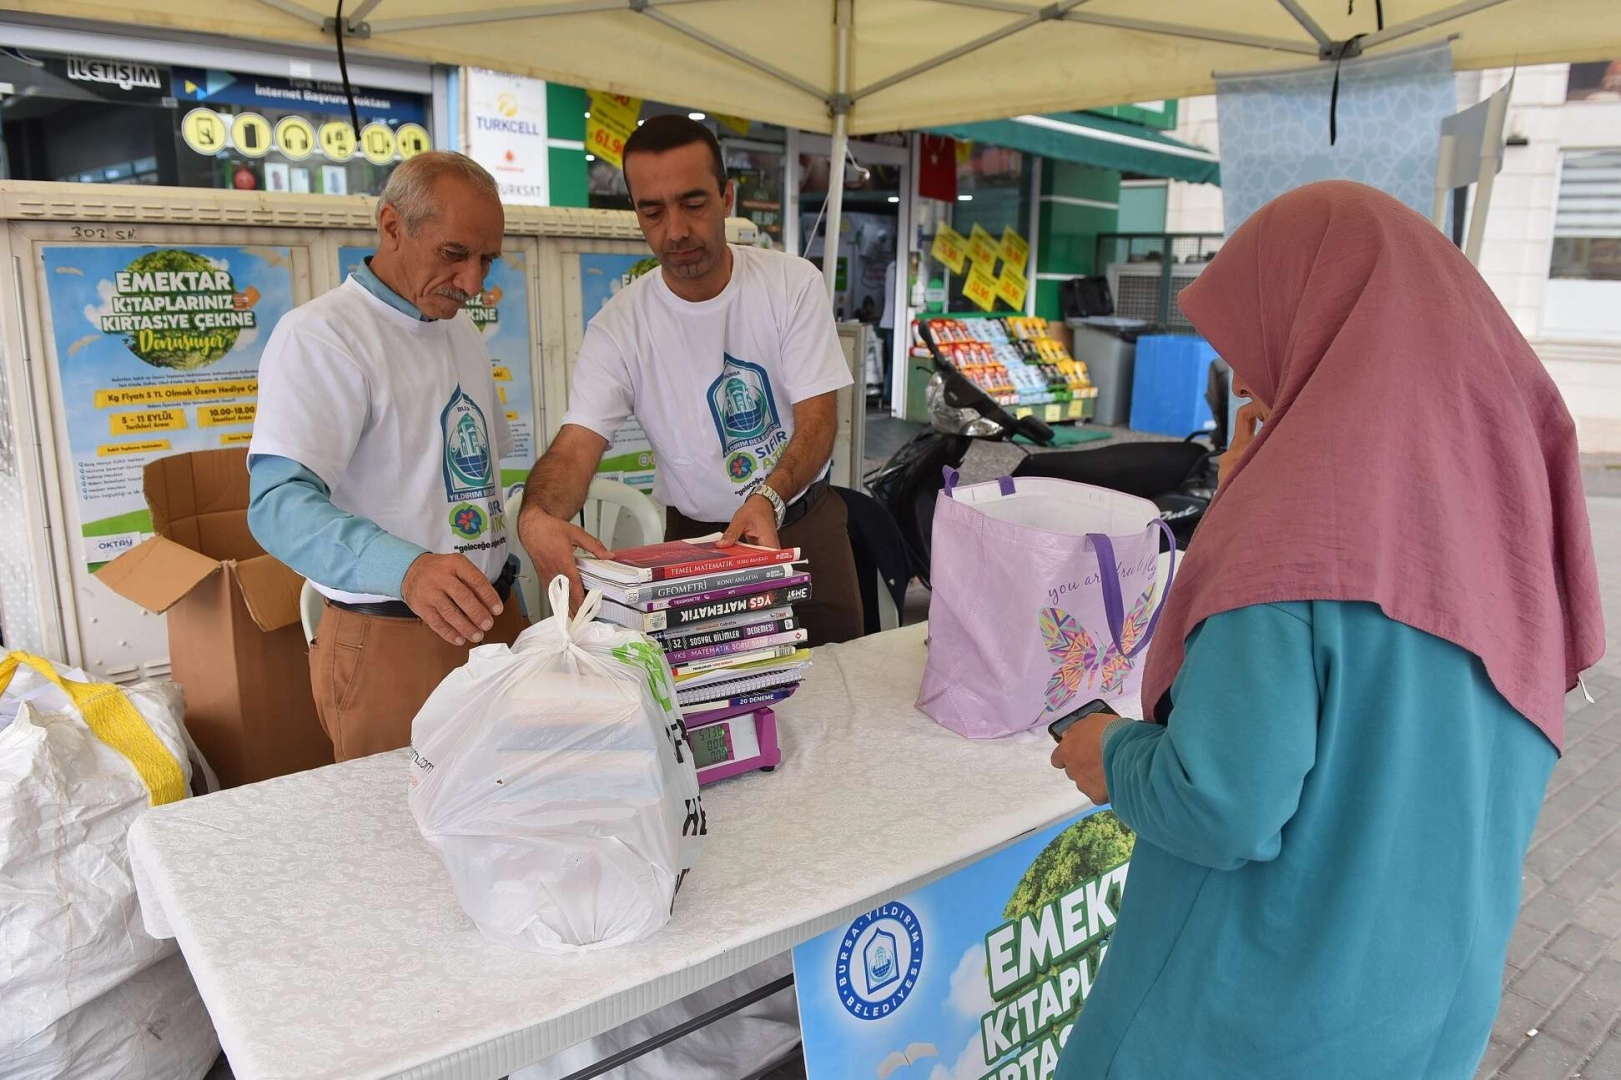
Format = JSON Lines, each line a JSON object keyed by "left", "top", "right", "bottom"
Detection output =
{"left": 1141, "top": 181, "right": 1604, "bottom": 750}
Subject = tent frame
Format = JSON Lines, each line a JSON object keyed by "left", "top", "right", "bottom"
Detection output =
{"left": 253, "top": 0, "right": 1518, "bottom": 289}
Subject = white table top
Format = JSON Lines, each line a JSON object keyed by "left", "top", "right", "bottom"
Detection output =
{"left": 128, "top": 624, "right": 1093, "bottom": 1080}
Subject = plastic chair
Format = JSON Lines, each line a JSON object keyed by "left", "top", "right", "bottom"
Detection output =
{"left": 299, "top": 579, "right": 323, "bottom": 646}
{"left": 511, "top": 479, "right": 665, "bottom": 621}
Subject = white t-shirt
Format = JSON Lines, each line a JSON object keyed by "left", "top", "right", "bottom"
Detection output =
{"left": 250, "top": 277, "right": 514, "bottom": 604}
{"left": 563, "top": 245, "right": 853, "bottom": 523}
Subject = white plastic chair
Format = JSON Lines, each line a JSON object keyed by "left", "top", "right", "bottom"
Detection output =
{"left": 299, "top": 579, "right": 323, "bottom": 646}
{"left": 511, "top": 478, "right": 665, "bottom": 621}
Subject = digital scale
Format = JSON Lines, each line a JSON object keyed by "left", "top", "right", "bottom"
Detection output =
{"left": 688, "top": 708, "right": 781, "bottom": 785}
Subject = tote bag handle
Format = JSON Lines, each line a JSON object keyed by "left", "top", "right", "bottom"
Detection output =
{"left": 1086, "top": 522, "right": 1178, "bottom": 660}
{"left": 942, "top": 466, "right": 1015, "bottom": 498}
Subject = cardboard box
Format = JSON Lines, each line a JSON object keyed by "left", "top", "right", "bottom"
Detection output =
{"left": 97, "top": 448, "right": 333, "bottom": 788}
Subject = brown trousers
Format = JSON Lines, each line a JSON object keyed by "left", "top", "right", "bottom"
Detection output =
{"left": 664, "top": 487, "right": 864, "bottom": 648}
{"left": 309, "top": 600, "right": 527, "bottom": 762}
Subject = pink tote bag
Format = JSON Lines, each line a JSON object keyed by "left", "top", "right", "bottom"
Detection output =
{"left": 917, "top": 470, "right": 1177, "bottom": 739}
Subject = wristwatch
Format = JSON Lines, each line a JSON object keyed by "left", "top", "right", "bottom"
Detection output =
{"left": 753, "top": 482, "right": 788, "bottom": 529}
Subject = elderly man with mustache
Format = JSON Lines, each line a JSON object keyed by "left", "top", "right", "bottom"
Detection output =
{"left": 247, "top": 151, "right": 530, "bottom": 761}
{"left": 519, "top": 116, "right": 862, "bottom": 646}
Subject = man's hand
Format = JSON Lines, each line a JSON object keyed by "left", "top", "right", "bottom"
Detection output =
{"left": 402, "top": 553, "right": 504, "bottom": 647}
{"left": 720, "top": 493, "right": 780, "bottom": 550}
{"left": 1050, "top": 710, "right": 1118, "bottom": 805}
{"left": 517, "top": 506, "right": 609, "bottom": 615}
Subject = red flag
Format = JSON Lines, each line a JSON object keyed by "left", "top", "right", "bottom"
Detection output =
{"left": 917, "top": 134, "right": 958, "bottom": 203}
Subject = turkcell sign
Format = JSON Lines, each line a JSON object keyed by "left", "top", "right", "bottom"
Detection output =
{"left": 474, "top": 116, "right": 543, "bottom": 137}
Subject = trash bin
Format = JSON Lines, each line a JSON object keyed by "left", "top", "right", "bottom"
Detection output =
{"left": 1068, "top": 317, "right": 1153, "bottom": 427}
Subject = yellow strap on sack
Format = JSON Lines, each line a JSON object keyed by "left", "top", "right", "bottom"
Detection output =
{"left": 0, "top": 652, "right": 186, "bottom": 806}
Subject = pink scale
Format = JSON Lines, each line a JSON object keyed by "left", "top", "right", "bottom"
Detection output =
{"left": 685, "top": 706, "right": 781, "bottom": 785}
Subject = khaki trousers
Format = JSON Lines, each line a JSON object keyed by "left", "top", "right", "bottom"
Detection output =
{"left": 309, "top": 600, "right": 527, "bottom": 762}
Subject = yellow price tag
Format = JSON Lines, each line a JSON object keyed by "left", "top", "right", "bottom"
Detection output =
{"left": 1068, "top": 399, "right": 1085, "bottom": 419}
{"left": 968, "top": 224, "right": 1000, "bottom": 270}
{"left": 1015, "top": 406, "right": 1034, "bottom": 419}
{"left": 1000, "top": 227, "right": 1031, "bottom": 275}
{"left": 588, "top": 91, "right": 640, "bottom": 132}
{"left": 1044, "top": 403, "right": 1062, "bottom": 423}
{"left": 930, "top": 226, "right": 969, "bottom": 275}
{"left": 963, "top": 264, "right": 999, "bottom": 312}
{"left": 996, "top": 265, "right": 1028, "bottom": 311}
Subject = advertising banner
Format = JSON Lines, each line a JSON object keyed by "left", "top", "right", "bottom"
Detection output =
{"left": 465, "top": 68, "right": 550, "bottom": 205}
{"left": 41, "top": 243, "right": 296, "bottom": 570}
{"left": 794, "top": 807, "right": 1135, "bottom": 1080}
{"left": 579, "top": 252, "right": 659, "bottom": 492}
{"left": 337, "top": 246, "right": 536, "bottom": 495}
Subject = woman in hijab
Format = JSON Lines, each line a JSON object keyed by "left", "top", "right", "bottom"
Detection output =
{"left": 1050, "top": 180, "right": 1605, "bottom": 1080}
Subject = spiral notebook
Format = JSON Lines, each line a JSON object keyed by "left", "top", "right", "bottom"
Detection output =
{"left": 675, "top": 664, "right": 809, "bottom": 708}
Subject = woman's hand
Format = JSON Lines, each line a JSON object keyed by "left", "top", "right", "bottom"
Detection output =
{"left": 1050, "top": 711, "right": 1117, "bottom": 804}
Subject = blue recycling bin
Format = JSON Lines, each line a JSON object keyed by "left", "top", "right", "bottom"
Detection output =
{"left": 1129, "top": 335, "right": 1220, "bottom": 437}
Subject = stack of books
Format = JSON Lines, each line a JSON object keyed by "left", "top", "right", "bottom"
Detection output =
{"left": 579, "top": 534, "right": 813, "bottom": 719}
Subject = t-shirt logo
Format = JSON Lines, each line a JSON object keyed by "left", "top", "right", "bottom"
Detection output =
{"left": 708, "top": 354, "right": 781, "bottom": 454}
{"left": 441, "top": 385, "right": 495, "bottom": 501}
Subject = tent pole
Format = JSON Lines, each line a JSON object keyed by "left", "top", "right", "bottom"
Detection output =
{"left": 824, "top": 0, "right": 852, "bottom": 300}
{"left": 1274, "top": 0, "right": 1333, "bottom": 51}
{"left": 1359, "top": 0, "right": 1512, "bottom": 51}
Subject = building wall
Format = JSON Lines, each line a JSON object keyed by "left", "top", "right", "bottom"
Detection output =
{"left": 1034, "top": 162, "right": 1120, "bottom": 319}
{"left": 1164, "top": 72, "right": 1621, "bottom": 452}
{"left": 1165, "top": 95, "right": 1223, "bottom": 235}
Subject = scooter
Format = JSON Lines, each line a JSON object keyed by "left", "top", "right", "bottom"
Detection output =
{"left": 865, "top": 322, "right": 1225, "bottom": 587}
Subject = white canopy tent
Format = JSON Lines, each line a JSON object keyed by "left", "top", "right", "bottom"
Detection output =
{"left": 11, "top": 0, "right": 1620, "bottom": 289}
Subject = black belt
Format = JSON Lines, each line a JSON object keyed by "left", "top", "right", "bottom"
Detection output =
{"left": 781, "top": 476, "right": 830, "bottom": 529}
{"left": 327, "top": 559, "right": 518, "bottom": 620}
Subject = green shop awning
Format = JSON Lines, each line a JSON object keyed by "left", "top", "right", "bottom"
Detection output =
{"left": 932, "top": 112, "right": 1220, "bottom": 186}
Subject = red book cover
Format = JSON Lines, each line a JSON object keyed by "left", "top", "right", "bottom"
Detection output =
{"left": 579, "top": 534, "right": 800, "bottom": 583}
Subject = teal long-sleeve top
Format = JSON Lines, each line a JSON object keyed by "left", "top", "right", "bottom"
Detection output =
{"left": 246, "top": 258, "right": 431, "bottom": 598}
{"left": 1057, "top": 601, "right": 1556, "bottom": 1080}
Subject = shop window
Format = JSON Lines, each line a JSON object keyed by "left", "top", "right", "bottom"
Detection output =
{"left": 1545, "top": 149, "right": 1621, "bottom": 339}
{"left": 2, "top": 49, "right": 430, "bottom": 197}
{"left": 917, "top": 142, "right": 1033, "bottom": 314}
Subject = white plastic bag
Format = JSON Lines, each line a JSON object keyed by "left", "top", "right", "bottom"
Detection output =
{"left": 410, "top": 577, "right": 706, "bottom": 953}
{"left": 0, "top": 653, "right": 220, "bottom": 1080}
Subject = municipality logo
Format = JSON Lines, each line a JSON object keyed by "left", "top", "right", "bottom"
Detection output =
{"left": 441, "top": 386, "right": 495, "bottom": 501}
{"left": 836, "top": 901, "right": 924, "bottom": 1020}
{"left": 449, "top": 503, "right": 487, "bottom": 540}
{"left": 707, "top": 354, "right": 782, "bottom": 455}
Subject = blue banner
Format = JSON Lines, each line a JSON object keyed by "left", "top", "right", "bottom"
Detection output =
{"left": 793, "top": 807, "right": 1134, "bottom": 1080}
{"left": 174, "top": 67, "right": 427, "bottom": 124}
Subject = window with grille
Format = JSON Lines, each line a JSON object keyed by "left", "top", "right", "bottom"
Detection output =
{"left": 1551, "top": 150, "right": 1621, "bottom": 282}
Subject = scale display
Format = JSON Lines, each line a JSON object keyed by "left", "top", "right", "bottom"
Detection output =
{"left": 691, "top": 722, "right": 733, "bottom": 769}
{"left": 690, "top": 708, "right": 780, "bottom": 785}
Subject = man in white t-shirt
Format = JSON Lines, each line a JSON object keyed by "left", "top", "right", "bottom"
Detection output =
{"left": 248, "top": 153, "right": 601, "bottom": 760}
{"left": 519, "top": 117, "right": 862, "bottom": 646}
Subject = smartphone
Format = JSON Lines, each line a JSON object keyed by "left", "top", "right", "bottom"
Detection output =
{"left": 1049, "top": 699, "right": 1118, "bottom": 743}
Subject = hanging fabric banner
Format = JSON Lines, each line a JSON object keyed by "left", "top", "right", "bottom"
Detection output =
{"left": 1215, "top": 41, "right": 1457, "bottom": 234}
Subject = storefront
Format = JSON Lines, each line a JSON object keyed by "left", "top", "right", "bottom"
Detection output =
{"left": 0, "top": 17, "right": 443, "bottom": 196}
